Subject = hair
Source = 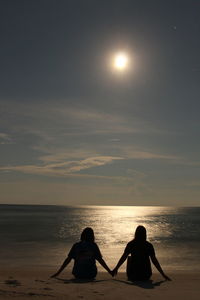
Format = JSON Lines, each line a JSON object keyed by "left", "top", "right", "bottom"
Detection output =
{"left": 81, "top": 227, "right": 95, "bottom": 242}
{"left": 134, "top": 225, "right": 147, "bottom": 242}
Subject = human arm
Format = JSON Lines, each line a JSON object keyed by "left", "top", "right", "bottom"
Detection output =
{"left": 96, "top": 257, "right": 112, "bottom": 276}
{"left": 94, "top": 244, "right": 112, "bottom": 276}
{"left": 150, "top": 255, "right": 171, "bottom": 281}
{"left": 112, "top": 252, "right": 129, "bottom": 276}
{"left": 51, "top": 256, "right": 72, "bottom": 278}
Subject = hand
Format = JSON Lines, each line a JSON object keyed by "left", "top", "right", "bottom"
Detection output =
{"left": 50, "top": 273, "right": 59, "bottom": 278}
{"left": 109, "top": 270, "right": 115, "bottom": 277}
{"left": 108, "top": 269, "right": 114, "bottom": 277}
{"left": 112, "top": 268, "right": 118, "bottom": 277}
{"left": 163, "top": 274, "right": 171, "bottom": 281}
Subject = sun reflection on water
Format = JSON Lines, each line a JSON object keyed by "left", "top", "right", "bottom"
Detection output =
{"left": 57, "top": 206, "right": 182, "bottom": 271}
{"left": 58, "top": 206, "right": 174, "bottom": 247}
{"left": 1, "top": 205, "right": 199, "bottom": 271}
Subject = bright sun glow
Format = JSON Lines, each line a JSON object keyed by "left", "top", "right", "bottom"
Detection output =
{"left": 114, "top": 52, "right": 128, "bottom": 71}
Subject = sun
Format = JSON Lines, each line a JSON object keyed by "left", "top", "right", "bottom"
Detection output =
{"left": 113, "top": 52, "right": 128, "bottom": 71}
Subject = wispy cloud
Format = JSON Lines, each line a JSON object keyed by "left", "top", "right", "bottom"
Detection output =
{"left": 121, "top": 147, "right": 179, "bottom": 160}
{"left": 0, "top": 156, "right": 123, "bottom": 177}
{"left": 0, "top": 101, "right": 184, "bottom": 181}
{"left": 67, "top": 156, "right": 123, "bottom": 172}
{"left": 0, "top": 100, "right": 171, "bottom": 141}
{"left": 53, "top": 106, "right": 168, "bottom": 136}
{"left": 0, "top": 147, "right": 181, "bottom": 178}
{"left": 0, "top": 133, "right": 13, "bottom": 144}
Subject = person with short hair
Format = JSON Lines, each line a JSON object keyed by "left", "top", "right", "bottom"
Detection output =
{"left": 51, "top": 227, "right": 112, "bottom": 279}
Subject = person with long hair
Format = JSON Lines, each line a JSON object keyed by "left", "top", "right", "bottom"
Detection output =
{"left": 112, "top": 225, "right": 170, "bottom": 281}
{"left": 51, "top": 227, "right": 112, "bottom": 279}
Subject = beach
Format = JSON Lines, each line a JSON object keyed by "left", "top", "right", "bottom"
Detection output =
{"left": 0, "top": 267, "right": 199, "bottom": 300}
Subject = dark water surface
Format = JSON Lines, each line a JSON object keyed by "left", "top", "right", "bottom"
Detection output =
{"left": 0, "top": 205, "right": 199, "bottom": 271}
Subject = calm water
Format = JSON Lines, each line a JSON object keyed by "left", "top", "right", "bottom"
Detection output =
{"left": 0, "top": 205, "right": 200, "bottom": 272}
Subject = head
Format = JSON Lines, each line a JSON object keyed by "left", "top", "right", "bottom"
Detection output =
{"left": 134, "top": 225, "right": 147, "bottom": 242}
{"left": 81, "top": 227, "right": 95, "bottom": 242}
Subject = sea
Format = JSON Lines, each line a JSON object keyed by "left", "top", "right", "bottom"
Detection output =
{"left": 0, "top": 205, "right": 200, "bottom": 272}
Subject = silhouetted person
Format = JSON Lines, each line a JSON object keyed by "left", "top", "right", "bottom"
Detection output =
{"left": 112, "top": 225, "right": 170, "bottom": 281}
{"left": 51, "top": 227, "right": 112, "bottom": 279}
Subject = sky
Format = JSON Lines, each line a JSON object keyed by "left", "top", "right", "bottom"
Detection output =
{"left": 0, "top": 0, "right": 200, "bottom": 206}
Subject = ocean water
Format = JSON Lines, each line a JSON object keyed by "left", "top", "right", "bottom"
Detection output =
{"left": 0, "top": 205, "right": 200, "bottom": 272}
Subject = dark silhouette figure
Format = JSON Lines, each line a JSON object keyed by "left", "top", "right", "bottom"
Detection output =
{"left": 51, "top": 227, "right": 112, "bottom": 280}
{"left": 112, "top": 225, "right": 171, "bottom": 281}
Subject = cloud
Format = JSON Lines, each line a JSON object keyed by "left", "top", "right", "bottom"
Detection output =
{"left": 0, "top": 133, "right": 9, "bottom": 139}
{"left": 0, "top": 156, "right": 123, "bottom": 177}
{"left": 0, "top": 100, "right": 170, "bottom": 142}
{"left": 0, "top": 101, "right": 183, "bottom": 182}
{"left": 123, "top": 149, "right": 178, "bottom": 160}
{"left": 53, "top": 106, "right": 169, "bottom": 136}
{"left": 0, "top": 146, "right": 180, "bottom": 179}
{"left": 0, "top": 133, "right": 13, "bottom": 144}
{"left": 67, "top": 156, "right": 123, "bottom": 172}
{"left": 38, "top": 150, "right": 99, "bottom": 162}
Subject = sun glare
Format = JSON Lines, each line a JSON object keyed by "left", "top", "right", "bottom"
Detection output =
{"left": 114, "top": 52, "right": 128, "bottom": 71}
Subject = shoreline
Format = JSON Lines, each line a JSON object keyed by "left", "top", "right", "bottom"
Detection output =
{"left": 0, "top": 268, "right": 200, "bottom": 299}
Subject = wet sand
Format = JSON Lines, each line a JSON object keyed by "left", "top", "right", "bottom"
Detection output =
{"left": 0, "top": 267, "right": 199, "bottom": 300}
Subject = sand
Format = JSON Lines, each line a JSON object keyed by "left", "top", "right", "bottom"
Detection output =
{"left": 0, "top": 267, "right": 199, "bottom": 300}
